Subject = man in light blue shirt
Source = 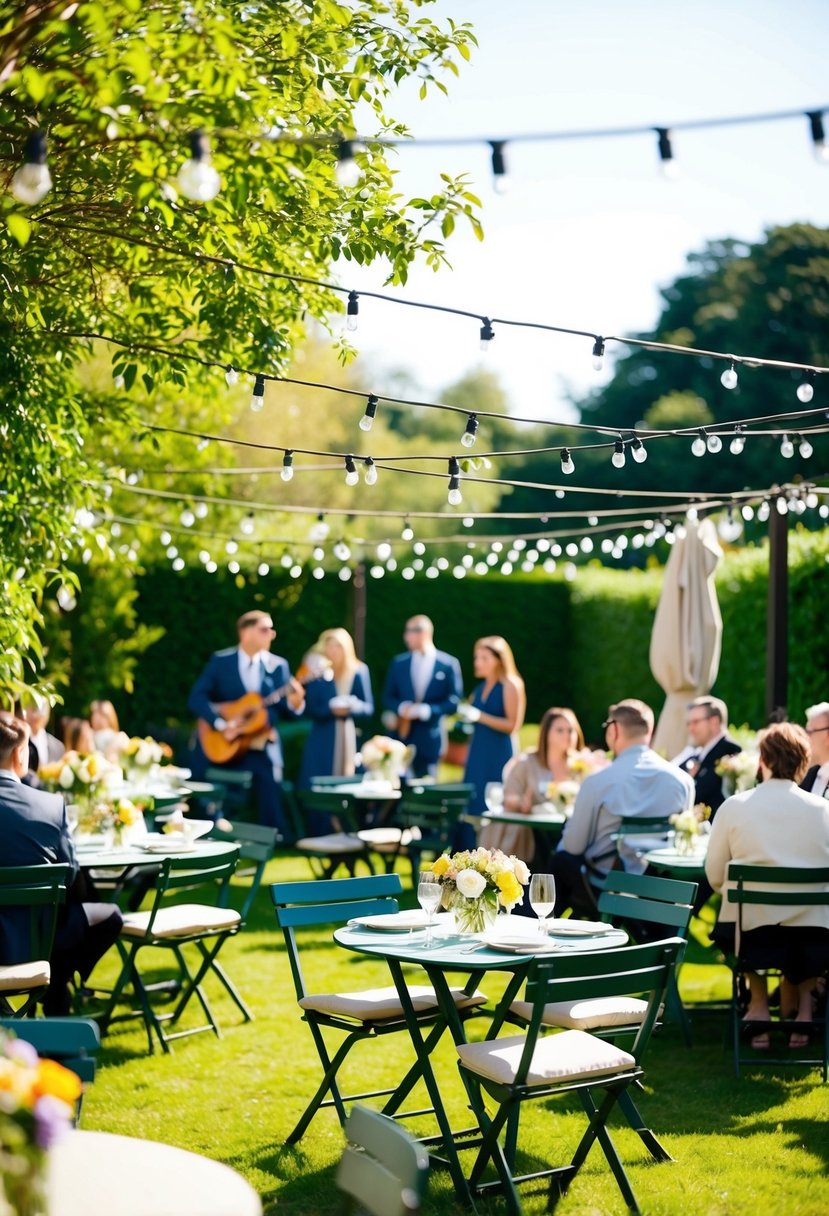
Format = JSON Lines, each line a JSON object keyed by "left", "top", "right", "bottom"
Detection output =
{"left": 551, "top": 699, "right": 694, "bottom": 915}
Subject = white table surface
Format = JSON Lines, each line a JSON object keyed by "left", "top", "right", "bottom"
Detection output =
{"left": 48, "top": 1130, "right": 261, "bottom": 1216}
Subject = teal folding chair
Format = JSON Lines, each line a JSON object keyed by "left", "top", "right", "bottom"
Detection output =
{"left": 210, "top": 821, "right": 279, "bottom": 922}
{"left": 292, "top": 790, "right": 371, "bottom": 879}
{"left": 100, "top": 844, "right": 249, "bottom": 1053}
{"left": 204, "top": 767, "right": 257, "bottom": 822}
{"left": 0, "top": 864, "right": 71, "bottom": 1017}
{"left": 337, "top": 1105, "right": 429, "bottom": 1216}
{"left": 0, "top": 1016, "right": 100, "bottom": 1120}
{"left": 458, "top": 938, "right": 686, "bottom": 1216}
{"left": 271, "top": 874, "right": 486, "bottom": 1143}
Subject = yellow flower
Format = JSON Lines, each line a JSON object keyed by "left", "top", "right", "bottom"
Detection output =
{"left": 431, "top": 854, "right": 451, "bottom": 878}
{"left": 34, "top": 1058, "right": 82, "bottom": 1106}
{"left": 496, "top": 872, "right": 522, "bottom": 907}
{"left": 0, "top": 1057, "right": 37, "bottom": 1106}
{"left": 116, "top": 799, "right": 141, "bottom": 826}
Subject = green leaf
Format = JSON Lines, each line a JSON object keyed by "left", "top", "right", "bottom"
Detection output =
{"left": 6, "top": 214, "right": 31, "bottom": 247}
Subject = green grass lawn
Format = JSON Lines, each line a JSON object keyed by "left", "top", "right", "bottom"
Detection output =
{"left": 82, "top": 851, "right": 829, "bottom": 1216}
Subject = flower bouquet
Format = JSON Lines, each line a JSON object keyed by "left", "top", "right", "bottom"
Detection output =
{"left": 356, "top": 735, "right": 414, "bottom": 788}
{"left": 0, "top": 1031, "right": 81, "bottom": 1215}
{"left": 567, "top": 748, "right": 611, "bottom": 780}
{"left": 40, "top": 750, "right": 122, "bottom": 814}
{"left": 117, "top": 735, "right": 173, "bottom": 781}
{"left": 76, "top": 796, "right": 143, "bottom": 846}
{"left": 544, "top": 779, "right": 581, "bottom": 816}
{"left": 669, "top": 804, "right": 711, "bottom": 855}
{"left": 715, "top": 749, "right": 759, "bottom": 797}
{"left": 431, "top": 847, "right": 530, "bottom": 935}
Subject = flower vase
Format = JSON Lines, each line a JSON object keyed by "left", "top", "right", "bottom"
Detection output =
{"left": 453, "top": 890, "right": 499, "bottom": 936}
{"left": 0, "top": 1133, "right": 47, "bottom": 1216}
{"left": 674, "top": 830, "right": 696, "bottom": 856}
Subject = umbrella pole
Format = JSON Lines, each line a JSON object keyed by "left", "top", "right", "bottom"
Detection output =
{"left": 766, "top": 508, "right": 788, "bottom": 721}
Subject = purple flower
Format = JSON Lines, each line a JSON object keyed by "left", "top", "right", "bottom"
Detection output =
{"left": 5, "top": 1038, "right": 39, "bottom": 1068}
{"left": 33, "top": 1094, "right": 72, "bottom": 1149}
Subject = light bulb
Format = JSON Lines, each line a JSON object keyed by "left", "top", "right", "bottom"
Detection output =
{"left": 780, "top": 434, "right": 795, "bottom": 458}
{"left": 240, "top": 513, "right": 255, "bottom": 535}
{"left": 490, "top": 141, "right": 508, "bottom": 193}
{"left": 730, "top": 431, "right": 745, "bottom": 455}
{"left": 560, "top": 448, "right": 575, "bottom": 475}
{"left": 225, "top": 366, "right": 239, "bottom": 387}
{"left": 799, "top": 437, "right": 814, "bottom": 459}
{"left": 281, "top": 451, "right": 294, "bottom": 481}
{"left": 346, "top": 290, "right": 359, "bottom": 332}
{"left": 180, "top": 509, "right": 195, "bottom": 527}
{"left": 344, "top": 455, "right": 359, "bottom": 486}
{"left": 359, "top": 395, "right": 378, "bottom": 432}
{"left": 460, "top": 413, "right": 478, "bottom": 448}
{"left": 250, "top": 373, "right": 265, "bottom": 412}
{"left": 721, "top": 365, "right": 738, "bottom": 390}
{"left": 401, "top": 522, "right": 414, "bottom": 541}
{"left": 691, "top": 432, "right": 707, "bottom": 457}
{"left": 335, "top": 140, "right": 361, "bottom": 188}
{"left": 611, "top": 439, "right": 626, "bottom": 469}
{"left": 707, "top": 433, "right": 723, "bottom": 453}
{"left": 448, "top": 487, "right": 463, "bottom": 506}
{"left": 592, "top": 336, "right": 605, "bottom": 371}
{"left": 177, "top": 131, "right": 221, "bottom": 202}
{"left": 479, "top": 319, "right": 494, "bottom": 352}
{"left": 797, "top": 380, "right": 814, "bottom": 403}
{"left": 11, "top": 131, "right": 51, "bottom": 205}
{"left": 631, "top": 438, "right": 648, "bottom": 463}
{"left": 364, "top": 458, "right": 378, "bottom": 486}
{"left": 333, "top": 541, "right": 351, "bottom": 561}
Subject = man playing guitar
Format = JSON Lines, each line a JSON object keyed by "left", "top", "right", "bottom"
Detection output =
{"left": 188, "top": 610, "right": 305, "bottom": 838}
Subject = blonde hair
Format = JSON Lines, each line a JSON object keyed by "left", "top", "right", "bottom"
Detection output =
{"left": 475, "top": 636, "right": 523, "bottom": 685}
{"left": 318, "top": 627, "right": 359, "bottom": 676}
{"left": 90, "top": 699, "right": 119, "bottom": 731}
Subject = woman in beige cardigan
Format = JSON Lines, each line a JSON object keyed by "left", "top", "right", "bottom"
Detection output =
{"left": 706, "top": 721, "right": 829, "bottom": 1050}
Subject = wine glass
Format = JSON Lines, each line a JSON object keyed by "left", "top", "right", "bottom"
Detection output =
{"left": 417, "top": 874, "right": 443, "bottom": 948}
{"left": 484, "top": 782, "right": 504, "bottom": 813}
{"left": 529, "top": 873, "right": 556, "bottom": 934}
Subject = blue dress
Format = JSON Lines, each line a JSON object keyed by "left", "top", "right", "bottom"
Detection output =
{"left": 463, "top": 681, "right": 517, "bottom": 816}
{"left": 298, "top": 664, "right": 374, "bottom": 788}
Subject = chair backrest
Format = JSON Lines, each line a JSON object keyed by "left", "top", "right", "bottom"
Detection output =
{"left": 405, "top": 782, "right": 475, "bottom": 804}
{"left": 0, "top": 1015, "right": 101, "bottom": 1086}
{"left": 298, "top": 790, "right": 360, "bottom": 833}
{"left": 728, "top": 864, "right": 829, "bottom": 929}
{"left": 140, "top": 845, "right": 241, "bottom": 935}
{"left": 615, "top": 814, "right": 675, "bottom": 837}
{"left": 210, "top": 823, "right": 278, "bottom": 920}
{"left": 522, "top": 938, "right": 686, "bottom": 1073}
{"left": 271, "top": 874, "right": 403, "bottom": 1002}
{"left": 599, "top": 871, "right": 698, "bottom": 938}
{"left": 0, "top": 864, "right": 72, "bottom": 961}
{"left": 204, "top": 767, "right": 256, "bottom": 821}
{"left": 337, "top": 1105, "right": 429, "bottom": 1216}
{"left": 310, "top": 775, "right": 364, "bottom": 788}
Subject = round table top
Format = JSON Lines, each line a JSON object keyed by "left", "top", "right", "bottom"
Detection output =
{"left": 74, "top": 838, "right": 233, "bottom": 869}
{"left": 643, "top": 845, "right": 708, "bottom": 877}
{"left": 48, "top": 1130, "right": 261, "bottom": 1216}
{"left": 480, "top": 807, "right": 566, "bottom": 830}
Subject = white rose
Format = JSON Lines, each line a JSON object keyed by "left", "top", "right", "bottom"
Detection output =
{"left": 58, "top": 766, "right": 74, "bottom": 789}
{"left": 456, "top": 869, "right": 487, "bottom": 899}
{"left": 513, "top": 859, "right": 530, "bottom": 885}
{"left": 135, "top": 742, "right": 153, "bottom": 767}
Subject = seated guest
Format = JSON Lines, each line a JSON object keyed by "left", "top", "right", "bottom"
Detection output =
{"left": 0, "top": 712, "right": 123, "bottom": 1015}
{"left": 551, "top": 699, "right": 694, "bottom": 915}
{"left": 706, "top": 721, "right": 829, "bottom": 1050}
{"left": 63, "top": 717, "right": 95, "bottom": 754}
{"left": 801, "top": 701, "right": 829, "bottom": 798}
{"left": 298, "top": 628, "right": 374, "bottom": 788}
{"left": 89, "top": 699, "right": 124, "bottom": 758}
{"left": 673, "top": 695, "right": 742, "bottom": 817}
{"left": 22, "top": 695, "right": 64, "bottom": 773}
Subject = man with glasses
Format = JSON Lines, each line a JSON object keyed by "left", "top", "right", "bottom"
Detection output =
{"left": 382, "top": 615, "right": 463, "bottom": 778}
{"left": 188, "top": 610, "right": 305, "bottom": 837}
{"left": 801, "top": 701, "right": 829, "bottom": 797}
{"left": 550, "top": 699, "right": 694, "bottom": 916}
{"left": 673, "top": 695, "right": 742, "bottom": 817}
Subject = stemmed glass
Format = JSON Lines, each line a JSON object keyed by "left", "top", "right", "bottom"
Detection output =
{"left": 484, "top": 782, "right": 504, "bottom": 813}
{"left": 529, "top": 873, "right": 556, "bottom": 934}
{"left": 417, "top": 873, "right": 443, "bottom": 949}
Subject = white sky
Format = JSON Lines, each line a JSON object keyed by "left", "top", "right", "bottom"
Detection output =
{"left": 342, "top": 0, "right": 829, "bottom": 422}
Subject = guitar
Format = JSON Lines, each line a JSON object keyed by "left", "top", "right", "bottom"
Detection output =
{"left": 198, "top": 681, "right": 298, "bottom": 765}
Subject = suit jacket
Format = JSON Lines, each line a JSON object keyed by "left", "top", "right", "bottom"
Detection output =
{"left": 799, "top": 765, "right": 829, "bottom": 797}
{"left": 0, "top": 772, "right": 79, "bottom": 964}
{"left": 382, "top": 649, "right": 463, "bottom": 766}
{"left": 678, "top": 735, "right": 742, "bottom": 815}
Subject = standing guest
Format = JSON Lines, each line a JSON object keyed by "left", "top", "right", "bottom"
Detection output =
{"left": 551, "top": 699, "right": 694, "bottom": 915}
{"left": 382, "top": 615, "right": 463, "bottom": 779}
{"left": 298, "top": 628, "right": 374, "bottom": 787}
{"left": 801, "top": 701, "right": 829, "bottom": 797}
{"left": 188, "top": 609, "right": 305, "bottom": 838}
{"left": 21, "top": 696, "right": 64, "bottom": 773}
{"left": 461, "top": 636, "right": 526, "bottom": 819}
{"left": 62, "top": 718, "right": 95, "bottom": 755}
{"left": 89, "top": 699, "right": 124, "bottom": 758}
{"left": 706, "top": 722, "right": 829, "bottom": 1050}
{"left": 672, "top": 695, "right": 742, "bottom": 816}
{"left": 0, "top": 712, "right": 123, "bottom": 1015}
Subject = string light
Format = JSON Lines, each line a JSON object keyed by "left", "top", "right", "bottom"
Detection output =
{"left": 691, "top": 429, "right": 707, "bottom": 457}
{"left": 225, "top": 366, "right": 239, "bottom": 387}
{"left": 798, "top": 435, "right": 814, "bottom": 458}
{"left": 344, "top": 455, "right": 359, "bottom": 486}
{"left": 631, "top": 435, "right": 648, "bottom": 463}
{"left": 490, "top": 140, "right": 509, "bottom": 193}
{"left": 592, "top": 337, "right": 605, "bottom": 371}
{"left": 460, "top": 413, "right": 479, "bottom": 448}
{"left": 240, "top": 512, "right": 255, "bottom": 535}
{"left": 611, "top": 437, "right": 626, "bottom": 469}
{"left": 447, "top": 457, "right": 463, "bottom": 506}
{"left": 359, "top": 394, "right": 378, "bottom": 432}
{"left": 401, "top": 519, "right": 414, "bottom": 541}
{"left": 479, "top": 318, "right": 494, "bottom": 352}
{"left": 721, "top": 362, "right": 739, "bottom": 390}
{"left": 807, "top": 111, "right": 829, "bottom": 163}
{"left": 335, "top": 139, "right": 361, "bottom": 188}
{"left": 177, "top": 130, "right": 221, "bottom": 202}
{"left": 560, "top": 448, "right": 575, "bottom": 475}
{"left": 780, "top": 434, "right": 795, "bottom": 458}
{"left": 250, "top": 373, "right": 265, "bottom": 412}
{"left": 11, "top": 131, "right": 52, "bottom": 205}
{"left": 730, "top": 426, "right": 745, "bottom": 455}
{"left": 281, "top": 450, "right": 294, "bottom": 481}
{"left": 333, "top": 540, "right": 351, "bottom": 561}
{"left": 796, "top": 374, "right": 815, "bottom": 403}
{"left": 347, "top": 291, "right": 360, "bottom": 332}
{"left": 707, "top": 431, "right": 723, "bottom": 453}
{"left": 656, "top": 127, "right": 677, "bottom": 178}
{"left": 364, "top": 457, "right": 378, "bottom": 486}
{"left": 309, "top": 513, "right": 330, "bottom": 542}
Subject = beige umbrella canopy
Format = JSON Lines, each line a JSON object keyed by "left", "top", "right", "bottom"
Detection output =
{"left": 650, "top": 516, "right": 724, "bottom": 758}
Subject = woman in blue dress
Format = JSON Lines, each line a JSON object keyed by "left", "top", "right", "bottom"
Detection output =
{"left": 462, "top": 636, "right": 526, "bottom": 827}
{"left": 298, "top": 628, "right": 374, "bottom": 788}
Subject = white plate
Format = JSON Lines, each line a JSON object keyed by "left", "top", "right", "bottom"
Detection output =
{"left": 153, "top": 819, "right": 214, "bottom": 842}
{"left": 142, "top": 838, "right": 196, "bottom": 854}
{"left": 546, "top": 918, "right": 615, "bottom": 937}
{"left": 349, "top": 910, "right": 441, "bottom": 932}
{"left": 484, "top": 936, "right": 562, "bottom": 955}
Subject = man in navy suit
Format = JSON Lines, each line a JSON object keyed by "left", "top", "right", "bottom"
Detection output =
{"left": 801, "top": 700, "right": 829, "bottom": 798}
{"left": 382, "top": 615, "right": 463, "bottom": 778}
{"left": 188, "top": 609, "right": 305, "bottom": 838}
{"left": 0, "top": 712, "right": 123, "bottom": 1015}
{"left": 672, "top": 696, "right": 742, "bottom": 817}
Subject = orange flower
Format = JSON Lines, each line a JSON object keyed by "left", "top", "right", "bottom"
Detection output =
{"left": 34, "top": 1058, "right": 82, "bottom": 1106}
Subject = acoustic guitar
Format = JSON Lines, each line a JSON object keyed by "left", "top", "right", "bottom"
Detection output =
{"left": 198, "top": 681, "right": 297, "bottom": 765}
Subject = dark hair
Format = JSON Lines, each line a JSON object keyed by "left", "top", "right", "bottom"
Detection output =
{"left": 0, "top": 711, "right": 27, "bottom": 765}
{"left": 608, "top": 699, "right": 654, "bottom": 737}
{"left": 236, "top": 609, "right": 272, "bottom": 632}
{"left": 759, "top": 722, "right": 810, "bottom": 782}
{"left": 538, "top": 706, "right": 585, "bottom": 756}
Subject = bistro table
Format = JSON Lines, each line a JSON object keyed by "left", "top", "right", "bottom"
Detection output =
{"left": 335, "top": 911, "right": 627, "bottom": 1202}
{"left": 643, "top": 844, "right": 708, "bottom": 881}
{"left": 48, "top": 1129, "right": 261, "bottom": 1216}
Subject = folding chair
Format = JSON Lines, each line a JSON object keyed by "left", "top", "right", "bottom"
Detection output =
{"left": 337, "top": 1105, "right": 429, "bottom": 1216}
{"left": 0, "top": 1016, "right": 100, "bottom": 1121}
{"left": 0, "top": 864, "right": 71, "bottom": 1017}
{"left": 271, "top": 874, "right": 486, "bottom": 1144}
{"left": 577, "top": 814, "right": 675, "bottom": 915}
{"left": 203, "top": 767, "right": 257, "bottom": 822}
{"left": 393, "top": 796, "right": 467, "bottom": 886}
{"left": 292, "top": 790, "right": 371, "bottom": 879}
{"left": 728, "top": 863, "right": 829, "bottom": 1081}
{"left": 457, "top": 938, "right": 686, "bottom": 1216}
{"left": 100, "top": 844, "right": 249, "bottom": 1053}
{"left": 210, "top": 821, "right": 279, "bottom": 922}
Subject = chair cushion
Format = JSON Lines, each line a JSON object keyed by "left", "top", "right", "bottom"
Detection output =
{"left": 295, "top": 833, "right": 366, "bottom": 854}
{"left": 357, "top": 827, "right": 416, "bottom": 850}
{"left": 122, "top": 904, "right": 241, "bottom": 939}
{"left": 509, "top": 996, "right": 649, "bottom": 1030}
{"left": 0, "top": 960, "right": 51, "bottom": 992}
{"left": 457, "top": 1029, "right": 635, "bottom": 1087}
{"left": 300, "top": 984, "right": 487, "bottom": 1022}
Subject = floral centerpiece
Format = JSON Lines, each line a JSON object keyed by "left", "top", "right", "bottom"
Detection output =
{"left": 669, "top": 804, "right": 711, "bottom": 855}
{"left": 40, "top": 750, "right": 122, "bottom": 814}
{"left": 431, "top": 847, "right": 530, "bottom": 935}
{"left": 544, "top": 779, "right": 581, "bottom": 816}
{"left": 356, "top": 735, "right": 413, "bottom": 788}
{"left": 567, "top": 748, "right": 611, "bottom": 780}
{"left": 0, "top": 1031, "right": 81, "bottom": 1215}
{"left": 715, "top": 749, "right": 759, "bottom": 796}
{"left": 75, "top": 795, "right": 143, "bottom": 846}
{"left": 117, "top": 735, "right": 173, "bottom": 781}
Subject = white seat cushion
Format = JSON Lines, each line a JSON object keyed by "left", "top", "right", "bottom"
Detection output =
{"left": 509, "top": 996, "right": 649, "bottom": 1030}
{"left": 300, "top": 984, "right": 487, "bottom": 1022}
{"left": 457, "top": 1029, "right": 635, "bottom": 1087}
{"left": 295, "top": 833, "right": 366, "bottom": 854}
{"left": 0, "top": 960, "right": 51, "bottom": 992}
{"left": 122, "top": 904, "right": 241, "bottom": 939}
{"left": 357, "top": 827, "right": 416, "bottom": 851}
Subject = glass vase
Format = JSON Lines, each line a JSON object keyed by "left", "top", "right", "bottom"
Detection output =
{"left": 453, "top": 890, "right": 499, "bottom": 936}
{"left": 674, "top": 830, "right": 696, "bottom": 856}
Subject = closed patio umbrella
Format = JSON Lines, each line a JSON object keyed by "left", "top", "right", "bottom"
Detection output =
{"left": 650, "top": 515, "right": 724, "bottom": 758}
